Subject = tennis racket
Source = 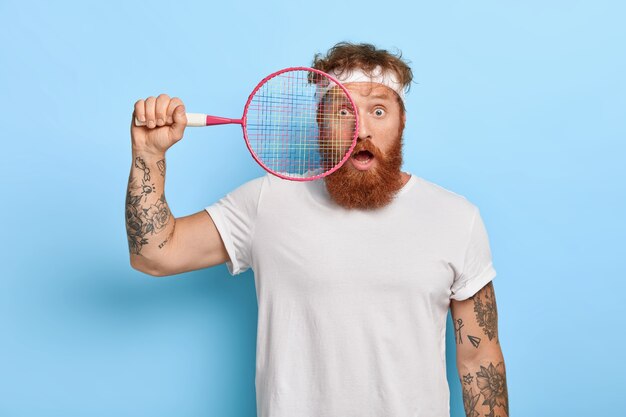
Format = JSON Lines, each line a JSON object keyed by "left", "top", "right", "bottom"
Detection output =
{"left": 134, "top": 67, "right": 359, "bottom": 181}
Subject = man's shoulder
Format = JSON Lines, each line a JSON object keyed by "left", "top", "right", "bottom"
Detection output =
{"left": 234, "top": 171, "right": 309, "bottom": 200}
{"left": 222, "top": 174, "right": 269, "bottom": 202}
{"left": 413, "top": 175, "right": 477, "bottom": 214}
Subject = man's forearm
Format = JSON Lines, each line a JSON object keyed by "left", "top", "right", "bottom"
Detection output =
{"left": 458, "top": 349, "right": 509, "bottom": 417}
{"left": 125, "top": 151, "right": 175, "bottom": 272}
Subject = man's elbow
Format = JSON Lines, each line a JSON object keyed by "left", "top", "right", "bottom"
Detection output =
{"left": 129, "top": 256, "right": 168, "bottom": 277}
{"left": 457, "top": 345, "right": 505, "bottom": 370}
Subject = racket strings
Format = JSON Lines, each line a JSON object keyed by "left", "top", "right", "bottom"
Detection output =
{"left": 245, "top": 70, "right": 357, "bottom": 179}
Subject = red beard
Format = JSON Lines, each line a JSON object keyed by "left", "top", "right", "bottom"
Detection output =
{"left": 323, "top": 129, "right": 405, "bottom": 210}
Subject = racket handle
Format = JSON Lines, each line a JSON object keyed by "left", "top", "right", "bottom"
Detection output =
{"left": 134, "top": 113, "right": 242, "bottom": 127}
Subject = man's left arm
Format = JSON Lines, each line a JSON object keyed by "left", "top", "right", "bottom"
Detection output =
{"left": 450, "top": 281, "right": 509, "bottom": 417}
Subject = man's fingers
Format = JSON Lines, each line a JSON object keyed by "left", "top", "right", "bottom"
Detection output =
{"left": 132, "top": 94, "right": 183, "bottom": 131}
{"left": 134, "top": 99, "right": 146, "bottom": 123}
{"left": 144, "top": 96, "right": 156, "bottom": 128}
{"left": 166, "top": 97, "right": 183, "bottom": 124}
{"left": 170, "top": 104, "right": 187, "bottom": 140}
{"left": 155, "top": 94, "right": 170, "bottom": 126}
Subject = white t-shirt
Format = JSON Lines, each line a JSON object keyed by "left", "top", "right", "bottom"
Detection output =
{"left": 205, "top": 172, "right": 497, "bottom": 417}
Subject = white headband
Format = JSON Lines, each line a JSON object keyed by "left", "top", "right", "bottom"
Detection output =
{"left": 315, "top": 65, "right": 406, "bottom": 102}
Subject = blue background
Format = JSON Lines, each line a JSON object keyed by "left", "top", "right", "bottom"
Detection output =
{"left": 1, "top": 1, "right": 624, "bottom": 416}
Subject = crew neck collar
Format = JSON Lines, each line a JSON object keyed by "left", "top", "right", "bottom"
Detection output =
{"left": 307, "top": 172, "right": 419, "bottom": 207}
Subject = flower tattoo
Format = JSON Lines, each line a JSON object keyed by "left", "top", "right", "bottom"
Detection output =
{"left": 476, "top": 362, "right": 509, "bottom": 415}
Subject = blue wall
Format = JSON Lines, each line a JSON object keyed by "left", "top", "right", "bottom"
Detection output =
{"left": 1, "top": 1, "right": 624, "bottom": 415}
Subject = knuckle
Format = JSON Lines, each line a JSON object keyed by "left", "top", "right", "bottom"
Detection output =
{"left": 157, "top": 93, "right": 170, "bottom": 100}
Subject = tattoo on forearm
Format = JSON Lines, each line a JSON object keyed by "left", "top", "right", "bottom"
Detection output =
{"left": 476, "top": 362, "right": 509, "bottom": 416}
{"left": 133, "top": 156, "right": 156, "bottom": 201}
{"left": 156, "top": 159, "right": 165, "bottom": 177}
{"left": 462, "top": 385, "right": 481, "bottom": 417}
{"left": 126, "top": 156, "right": 171, "bottom": 255}
{"left": 471, "top": 281, "right": 498, "bottom": 342}
{"left": 158, "top": 226, "right": 174, "bottom": 249}
{"left": 461, "top": 361, "right": 509, "bottom": 417}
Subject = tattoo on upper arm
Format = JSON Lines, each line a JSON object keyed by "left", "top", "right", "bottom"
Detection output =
{"left": 454, "top": 318, "right": 482, "bottom": 348}
{"left": 467, "top": 335, "right": 481, "bottom": 348}
{"left": 126, "top": 157, "right": 172, "bottom": 255}
{"left": 470, "top": 281, "right": 499, "bottom": 343}
{"left": 454, "top": 318, "right": 464, "bottom": 344}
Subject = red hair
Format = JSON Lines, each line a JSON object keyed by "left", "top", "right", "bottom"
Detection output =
{"left": 311, "top": 42, "right": 413, "bottom": 113}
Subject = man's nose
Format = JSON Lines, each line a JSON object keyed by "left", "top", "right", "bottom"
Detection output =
{"left": 357, "top": 112, "right": 371, "bottom": 140}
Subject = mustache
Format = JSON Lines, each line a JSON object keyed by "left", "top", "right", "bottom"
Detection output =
{"left": 351, "top": 141, "right": 383, "bottom": 158}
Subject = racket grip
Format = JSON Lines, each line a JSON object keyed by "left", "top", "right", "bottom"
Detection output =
{"left": 133, "top": 113, "right": 207, "bottom": 127}
{"left": 133, "top": 113, "right": 242, "bottom": 127}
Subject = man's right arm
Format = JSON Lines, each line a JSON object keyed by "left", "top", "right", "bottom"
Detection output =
{"left": 127, "top": 94, "right": 229, "bottom": 276}
{"left": 135, "top": 209, "right": 230, "bottom": 277}
{"left": 126, "top": 152, "right": 229, "bottom": 276}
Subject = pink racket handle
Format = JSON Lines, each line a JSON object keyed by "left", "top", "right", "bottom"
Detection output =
{"left": 134, "top": 113, "right": 243, "bottom": 127}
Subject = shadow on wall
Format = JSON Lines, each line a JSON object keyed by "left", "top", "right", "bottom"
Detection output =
{"left": 15, "top": 260, "right": 259, "bottom": 416}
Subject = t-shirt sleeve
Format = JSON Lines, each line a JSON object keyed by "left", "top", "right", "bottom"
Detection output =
{"left": 204, "top": 176, "right": 266, "bottom": 276}
{"left": 450, "top": 206, "right": 497, "bottom": 301}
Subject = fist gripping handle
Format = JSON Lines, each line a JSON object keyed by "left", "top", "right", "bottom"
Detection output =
{"left": 134, "top": 113, "right": 243, "bottom": 127}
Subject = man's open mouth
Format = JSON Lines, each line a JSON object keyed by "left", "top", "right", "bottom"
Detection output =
{"left": 352, "top": 150, "right": 374, "bottom": 163}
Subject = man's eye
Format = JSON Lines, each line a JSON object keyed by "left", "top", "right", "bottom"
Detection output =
{"left": 374, "top": 108, "right": 385, "bottom": 117}
{"left": 338, "top": 108, "right": 350, "bottom": 116}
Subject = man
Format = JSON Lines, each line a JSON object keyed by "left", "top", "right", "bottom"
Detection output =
{"left": 127, "top": 42, "right": 509, "bottom": 417}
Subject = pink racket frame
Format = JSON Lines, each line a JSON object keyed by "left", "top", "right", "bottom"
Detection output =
{"left": 244, "top": 67, "right": 359, "bottom": 181}
{"left": 133, "top": 68, "right": 359, "bottom": 181}
{"left": 199, "top": 67, "right": 359, "bottom": 181}
{"left": 163, "top": 67, "right": 360, "bottom": 181}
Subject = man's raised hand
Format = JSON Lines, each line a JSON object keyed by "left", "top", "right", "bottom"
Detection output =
{"left": 131, "top": 94, "right": 187, "bottom": 156}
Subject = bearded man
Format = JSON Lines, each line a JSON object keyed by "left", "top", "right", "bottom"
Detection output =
{"left": 127, "top": 42, "right": 509, "bottom": 417}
